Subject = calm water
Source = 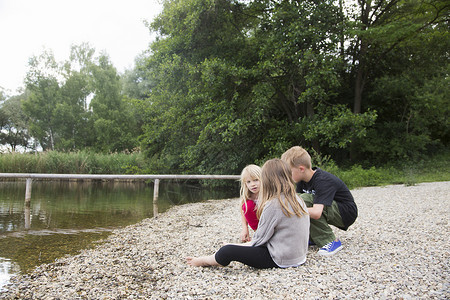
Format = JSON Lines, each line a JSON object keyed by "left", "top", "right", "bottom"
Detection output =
{"left": 0, "top": 180, "right": 238, "bottom": 291}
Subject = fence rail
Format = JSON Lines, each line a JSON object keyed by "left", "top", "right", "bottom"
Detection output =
{"left": 0, "top": 173, "right": 241, "bottom": 221}
{"left": 0, "top": 173, "right": 240, "bottom": 180}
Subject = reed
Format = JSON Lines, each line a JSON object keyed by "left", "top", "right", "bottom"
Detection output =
{"left": 0, "top": 151, "right": 147, "bottom": 174}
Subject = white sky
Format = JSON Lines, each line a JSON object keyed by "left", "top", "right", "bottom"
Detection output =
{"left": 0, "top": 0, "right": 163, "bottom": 95}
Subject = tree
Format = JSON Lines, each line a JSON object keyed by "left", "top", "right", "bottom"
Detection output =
{"left": 22, "top": 50, "right": 61, "bottom": 150}
{"left": 140, "top": 0, "right": 265, "bottom": 173}
{"left": 23, "top": 47, "right": 94, "bottom": 151}
{"left": 90, "top": 54, "right": 139, "bottom": 152}
{"left": 248, "top": 0, "right": 376, "bottom": 155}
{"left": 348, "top": 0, "right": 449, "bottom": 114}
{"left": 139, "top": 0, "right": 377, "bottom": 174}
{"left": 0, "top": 93, "right": 32, "bottom": 152}
{"left": 346, "top": 0, "right": 449, "bottom": 161}
{"left": 21, "top": 44, "right": 141, "bottom": 153}
{"left": 121, "top": 54, "right": 155, "bottom": 100}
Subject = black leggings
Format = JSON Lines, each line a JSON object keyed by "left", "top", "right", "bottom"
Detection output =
{"left": 214, "top": 244, "right": 279, "bottom": 269}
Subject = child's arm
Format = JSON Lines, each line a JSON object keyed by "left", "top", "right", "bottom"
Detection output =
{"left": 308, "top": 204, "right": 324, "bottom": 219}
{"left": 240, "top": 213, "right": 251, "bottom": 242}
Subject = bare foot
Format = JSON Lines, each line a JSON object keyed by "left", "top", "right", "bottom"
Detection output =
{"left": 186, "top": 255, "right": 219, "bottom": 267}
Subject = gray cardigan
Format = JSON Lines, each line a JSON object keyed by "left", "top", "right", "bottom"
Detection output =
{"left": 251, "top": 194, "right": 310, "bottom": 267}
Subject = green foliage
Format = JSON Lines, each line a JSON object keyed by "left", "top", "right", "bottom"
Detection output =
{"left": 335, "top": 165, "right": 395, "bottom": 190}
{"left": 0, "top": 94, "right": 31, "bottom": 151}
{"left": 302, "top": 104, "right": 377, "bottom": 149}
{"left": 17, "top": 44, "right": 141, "bottom": 153}
{"left": 121, "top": 54, "right": 154, "bottom": 100}
{"left": 140, "top": 0, "right": 267, "bottom": 174}
{"left": 0, "top": 151, "right": 147, "bottom": 174}
{"left": 313, "top": 151, "right": 450, "bottom": 190}
{"left": 2, "top": 1, "right": 447, "bottom": 177}
{"left": 354, "top": 36, "right": 449, "bottom": 163}
{"left": 138, "top": 0, "right": 380, "bottom": 174}
{"left": 347, "top": 0, "right": 449, "bottom": 162}
{"left": 23, "top": 62, "right": 61, "bottom": 151}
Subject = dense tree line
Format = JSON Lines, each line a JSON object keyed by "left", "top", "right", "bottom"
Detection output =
{"left": 1, "top": 0, "right": 448, "bottom": 175}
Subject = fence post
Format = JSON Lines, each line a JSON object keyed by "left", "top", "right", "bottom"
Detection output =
{"left": 24, "top": 204, "right": 31, "bottom": 229}
{"left": 25, "top": 178, "right": 32, "bottom": 204}
{"left": 153, "top": 179, "right": 159, "bottom": 217}
{"left": 25, "top": 178, "right": 32, "bottom": 229}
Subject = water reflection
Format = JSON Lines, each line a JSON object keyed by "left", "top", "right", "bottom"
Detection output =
{"left": 24, "top": 202, "right": 31, "bottom": 230}
{"left": 0, "top": 180, "right": 238, "bottom": 290}
{"left": 1, "top": 181, "right": 155, "bottom": 233}
{"left": 0, "top": 258, "right": 19, "bottom": 292}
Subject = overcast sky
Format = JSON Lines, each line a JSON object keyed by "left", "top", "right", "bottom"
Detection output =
{"left": 0, "top": 0, "right": 163, "bottom": 95}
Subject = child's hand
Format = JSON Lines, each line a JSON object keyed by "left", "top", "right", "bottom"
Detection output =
{"left": 240, "top": 230, "right": 251, "bottom": 242}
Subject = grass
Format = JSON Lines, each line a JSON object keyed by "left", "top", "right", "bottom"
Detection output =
{"left": 324, "top": 151, "right": 450, "bottom": 189}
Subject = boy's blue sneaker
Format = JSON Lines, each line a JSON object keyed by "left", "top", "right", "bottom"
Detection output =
{"left": 318, "top": 240, "right": 343, "bottom": 256}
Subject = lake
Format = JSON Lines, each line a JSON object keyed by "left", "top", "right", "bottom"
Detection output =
{"left": 0, "top": 180, "right": 239, "bottom": 291}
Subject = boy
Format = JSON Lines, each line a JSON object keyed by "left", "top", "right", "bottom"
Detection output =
{"left": 281, "top": 146, "right": 357, "bottom": 256}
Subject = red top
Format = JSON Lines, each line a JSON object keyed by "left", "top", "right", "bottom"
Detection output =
{"left": 242, "top": 199, "right": 259, "bottom": 230}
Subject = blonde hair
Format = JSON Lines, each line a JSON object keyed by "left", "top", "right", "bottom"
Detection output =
{"left": 257, "top": 159, "right": 307, "bottom": 219}
{"left": 281, "top": 146, "right": 312, "bottom": 169}
{"left": 239, "top": 164, "right": 262, "bottom": 214}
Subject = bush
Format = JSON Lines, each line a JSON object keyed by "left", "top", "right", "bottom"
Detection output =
{"left": 315, "top": 150, "right": 449, "bottom": 189}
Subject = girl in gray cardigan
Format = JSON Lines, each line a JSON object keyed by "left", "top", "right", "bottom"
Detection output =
{"left": 186, "top": 159, "right": 310, "bottom": 269}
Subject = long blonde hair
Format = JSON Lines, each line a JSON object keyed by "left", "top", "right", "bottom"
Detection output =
{"left": 239, "top": 164, "right": 262, "bottom": 214}
{"left": 257, "top": 159, "right": 307, "bottom": 219}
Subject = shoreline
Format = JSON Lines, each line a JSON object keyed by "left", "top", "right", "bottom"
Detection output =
{"left": 1, "top": 182, "right": 449, "bottom": 299}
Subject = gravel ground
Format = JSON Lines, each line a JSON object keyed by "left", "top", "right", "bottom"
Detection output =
{"left": 1, "top": 181, "right": 449, "bottom": 299}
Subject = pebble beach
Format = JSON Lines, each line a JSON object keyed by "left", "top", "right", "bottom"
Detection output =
{"left": 1, "top": 181, "right": 449, "bottom": 299}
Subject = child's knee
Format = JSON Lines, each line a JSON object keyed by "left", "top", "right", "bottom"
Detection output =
{"left": 215, "top": 245, "right": 233, "bottom": 266}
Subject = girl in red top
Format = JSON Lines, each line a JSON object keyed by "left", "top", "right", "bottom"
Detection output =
{"left": 239, "top": 164, "right": 261, "bottom": 242}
